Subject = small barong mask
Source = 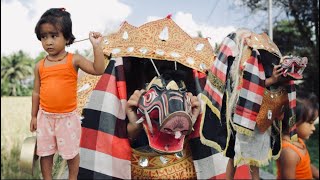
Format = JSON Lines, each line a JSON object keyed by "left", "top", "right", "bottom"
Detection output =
{"left": 136, "top": 75, "right": 193, "bottom": 154}
{"left": 280, "top": 56, "right": 308, "bottom": 80}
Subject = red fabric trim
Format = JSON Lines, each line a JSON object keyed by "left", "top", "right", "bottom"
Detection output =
{"left": 289, "top": 99, "right": 296, "bottom": 108}
{"left": 204, "top": 85, "right": 223, "bottom": 107}
{"left": 117, "top": 81, "right": 127, "bottom": 100}
{"left": 193, "top": 70, "right": 206, "bottom": 79}
{"left": 235, "top": 106, "right": 258, "bottom": 121}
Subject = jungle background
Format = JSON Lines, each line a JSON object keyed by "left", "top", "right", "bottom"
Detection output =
{"left": 1, "top": 0, "right": 319, "bottom": 179}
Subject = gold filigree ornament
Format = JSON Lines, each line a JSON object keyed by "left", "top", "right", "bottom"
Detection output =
{"left": 102, "top": 16, "right": 216, "bottom": 73}
{"left": 244, "top": 32, "right": 282, "bottom": 58}
{"left": 256, "top": 87, "right": 288, "bottom": 133}
{"left": 77, "top": 73, "right": 101, "bottom": 115}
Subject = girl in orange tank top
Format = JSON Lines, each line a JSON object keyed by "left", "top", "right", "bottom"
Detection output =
{"left": 30, "top": 8, "right": 106, "bottom": 180}
{"left": 277, "top": 92, "right": 319, "bottom": 179}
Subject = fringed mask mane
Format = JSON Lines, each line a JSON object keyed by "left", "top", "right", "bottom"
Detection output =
{"left": 280, "top": 56, "right": 308, "bottom": 80}
{"left": 136, "top": 74, "right": 193, "bottom": 154}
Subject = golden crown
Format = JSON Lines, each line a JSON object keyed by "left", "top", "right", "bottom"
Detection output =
{"left": 244, "top": 31, "right": 282, "bottom": 58}
{"left": 102, "top": 16, "right": 216, "bottom": 73}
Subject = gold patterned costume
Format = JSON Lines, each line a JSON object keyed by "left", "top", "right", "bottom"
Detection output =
{"left": 131, "top": 143, "right": 196, "bottom": 179}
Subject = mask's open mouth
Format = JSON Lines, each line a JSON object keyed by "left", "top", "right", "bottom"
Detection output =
{"left": 282, "top": 62, "right": 305, "bottom": 79}
{"left": 160, "top": 111, "right": 192, "bottom": 138}
{"left": 137, "top": 110, "right": 192, "bottom": 154}
{"left": 281, "top": 56, "right": 308, "bottom": 80}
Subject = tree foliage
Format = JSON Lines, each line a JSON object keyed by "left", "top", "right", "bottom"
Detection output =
{"left": 239, "top": 0, "right": 319, "bottom": 96}
{"left": 273, "top": 20, "right": 319, "bottom": 96}
{"left": 1, "top": 51, "right": 35, "bottom": 96}
{"left": 35, "top": 51, "right": 47, "bottom": 63}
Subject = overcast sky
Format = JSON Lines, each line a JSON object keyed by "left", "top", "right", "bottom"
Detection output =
{"left": 1, "top": 0, "right": 273, "bottom": 58}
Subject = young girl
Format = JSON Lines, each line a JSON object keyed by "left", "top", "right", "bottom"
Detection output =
{"left": 29, "top": 8, "right": 105, "bottom": 180}
{"left": 277, "top": 92, "right": 319, "bottom": 179}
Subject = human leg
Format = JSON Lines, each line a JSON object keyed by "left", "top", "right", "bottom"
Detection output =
{"left": 67, "top": 154, "right": 80, "bottom": 180}
{"left": 36, "top": 110, "right": 58, "bottom": 180}
{"left": 55, "top": 111, "right": 81, "bottom": 179}
{"left": 226, "top": 124, "right": 236, "bottom": 180}
{"left": 40, "top": 154, "right": 54, "bottom": 180}
{"left": 249, "top": 165, "right": 260, "bottom": 180}
{"left": 226, "top": 158, "right": 236, "bottom": 180}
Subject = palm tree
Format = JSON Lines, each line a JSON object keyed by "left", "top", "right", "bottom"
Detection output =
{"left": 1, "top": 51, "right": 34, "bottom": 96}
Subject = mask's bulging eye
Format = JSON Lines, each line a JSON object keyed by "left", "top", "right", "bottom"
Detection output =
{"left": 143, "top": 89, "right": 158, "bottom": 104}
{"left": 145, "top": 92, "right": 153, "bottom": 103}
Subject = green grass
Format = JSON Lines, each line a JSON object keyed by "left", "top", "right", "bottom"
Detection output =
{"left": 1, "top": 97, "right": 66, "bottom": 179}
{"left": 1, "top": 143, "right": 66, "bottom": 179}
{"left": 1, "top": 143, "right": 42, "bottom": 179}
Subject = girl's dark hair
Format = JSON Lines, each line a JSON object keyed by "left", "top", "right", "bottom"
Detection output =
{"left": 35, "top": 8, "right": 75, "bottom": 45}
{"left": 282, "top": 92, "right": 319, "bottom": 134}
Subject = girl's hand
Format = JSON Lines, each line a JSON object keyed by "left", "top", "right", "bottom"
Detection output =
{"left": 187, "top": 92, "right": 201, "bottom": 123}
{"left": 89, "top": 31, "right": 103, "bottom": 47}
{"left": 30, "top": 117, "right": 37, "bottom": 132}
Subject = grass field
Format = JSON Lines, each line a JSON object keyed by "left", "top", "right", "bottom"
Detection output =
{"left": 1, "top": 97, "right": 65, "bottom": 179}
{"left": 1, "top": 97, "right": 41, "bottom": 179}
{"left": 1, "top": 96, "right": 318, "bottom": 179}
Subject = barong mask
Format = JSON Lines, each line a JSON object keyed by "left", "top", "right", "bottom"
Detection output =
{"left": 280, "top": 56, "right": 308, "bottom": 80}
{"left": 136, "top": 75, "right": 193, "bottom": 154}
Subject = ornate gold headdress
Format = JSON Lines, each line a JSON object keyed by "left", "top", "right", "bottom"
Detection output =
{"left": 244, "top": 32, "right": 282, "bottom": 59}
{"left": 102, "top": 16, "right": 216, "bottom": 73}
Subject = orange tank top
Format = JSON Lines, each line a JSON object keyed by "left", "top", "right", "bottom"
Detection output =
{"left": 39, "top": 53, "right": 78, "bottom": 113}
{"left": 277, "top": 138, "right": 312, "bottom": 179}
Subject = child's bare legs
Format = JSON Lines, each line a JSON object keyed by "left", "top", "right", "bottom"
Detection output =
{"left": 226, "top": 158, "right": 236, "bottom": 180}
{"left": 67, "top": 154, "right": 80, "bottom": 180}
{"left": 40, "top": 154, "right": 54, "bottom": 180}
{"left": 249, "top": 165, "right": 260, "bottom": 180}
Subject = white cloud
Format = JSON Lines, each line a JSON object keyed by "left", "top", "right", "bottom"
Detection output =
{"left": 1, "top": 0, "right": 131, "bottom": 58}
{"left": 2, "top": 1, "right": 237, "bottom": 59}
{"left": 1, "top": 0, "right": 41, "bottom": 58}
{"left": 174, "top": 12, "right": 236, "bottom": 49}
{"left": 146, "top": 12, "right": 236, "bottom": 50}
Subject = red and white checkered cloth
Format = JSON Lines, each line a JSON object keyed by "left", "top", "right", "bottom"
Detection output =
{"left": 78, "top": 57, "right": 251, "bottom": 179}
{"left": 203, "top": 31, "right": 296, "bottom": 136}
